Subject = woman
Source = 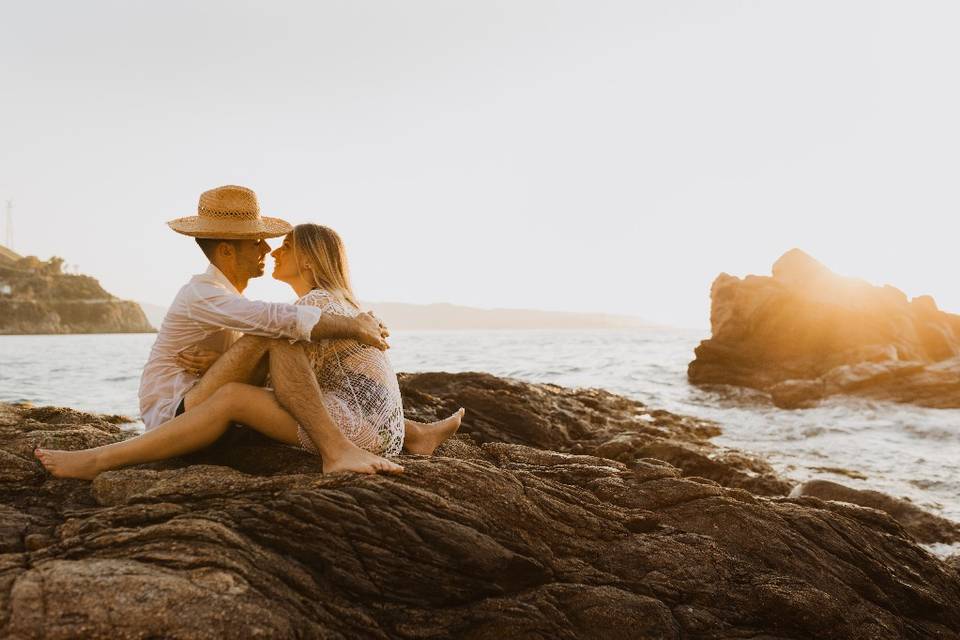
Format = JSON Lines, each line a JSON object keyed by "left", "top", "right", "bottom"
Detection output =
{"left": 35, "top": 224, "right": 463, "bottom": 480}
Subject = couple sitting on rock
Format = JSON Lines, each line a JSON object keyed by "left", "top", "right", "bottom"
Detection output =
{"left": 35, "top": 185, "right": 464, "bottom": 479}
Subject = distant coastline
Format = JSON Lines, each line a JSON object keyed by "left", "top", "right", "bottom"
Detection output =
{"left": 138, "top": 299, "right": 659, "bottom": 332}
{"left": 367, "top": 301, "right": 659, "bottom": 331}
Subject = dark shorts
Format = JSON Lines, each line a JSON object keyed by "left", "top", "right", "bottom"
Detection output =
{"left": 175, "top": 397, "right": 186, "bottom": 417}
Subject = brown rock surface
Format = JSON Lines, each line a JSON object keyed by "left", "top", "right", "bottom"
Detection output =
{"left": 790, "top": 479, "right": 960, "bottom": 545}
{"left": 400, "top": 371, "right": 791, "bottom": 496}
{"left": 688, "top": 248, "right": 960, "bottom": 408}
{"left": 1, "top": 373, "right": 959, "bottom": 639}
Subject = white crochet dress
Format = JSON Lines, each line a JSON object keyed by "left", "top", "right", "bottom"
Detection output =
{"left": 294, "top": 289, "right": 405, "bottom": 456}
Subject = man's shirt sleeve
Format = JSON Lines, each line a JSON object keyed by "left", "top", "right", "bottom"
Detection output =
{"left": 186, "top": 284, "right": 321, "bottom": 342}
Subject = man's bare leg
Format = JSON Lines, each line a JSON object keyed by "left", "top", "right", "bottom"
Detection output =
{"left": 402, "top": 409, "right": 465, "bottom": 456}
{"left": 182, "top": 335, "right": 272, "bottom": 411}
{"left": 182, "top": 335, "right": 401, "bottom": 475}
{"left": 266, "top": 340, "right": 402, "bottom": 474}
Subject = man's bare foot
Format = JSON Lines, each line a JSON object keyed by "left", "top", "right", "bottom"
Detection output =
{"left": 404, "top": 408, "right": 465, "bottom": 456}
{"left": 321, "top": 441, "right": 404, "bottom": 475}
{"left": 34, "top": 448, "right": 104, "bottom": 481}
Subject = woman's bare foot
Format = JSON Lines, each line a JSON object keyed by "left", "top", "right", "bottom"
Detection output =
{"left": 321, "top": 441, "right": 404, "bottom": 475}
{"left": 404, "top": 408, "right": 465, "bottom": 456}
{"left": 34, "top": 448, "right": 104, "bottom": 481}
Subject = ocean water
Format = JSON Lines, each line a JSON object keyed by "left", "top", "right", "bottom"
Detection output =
{"left": 2, "top": 330, "right": 958, "bottom": 557}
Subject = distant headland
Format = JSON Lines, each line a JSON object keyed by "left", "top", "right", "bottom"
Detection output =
{"left": 0, "top": 245, "right": 154, "bottom": 334}
{"left": 137, "top": 299, "right": 658, "bottom": 332}
{"left": 365, "top": 301, "right": 658, "bottom": 331}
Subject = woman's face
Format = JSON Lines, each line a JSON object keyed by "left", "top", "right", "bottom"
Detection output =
{"left": 270, "top": 234, "right": 301, "bottom": 283}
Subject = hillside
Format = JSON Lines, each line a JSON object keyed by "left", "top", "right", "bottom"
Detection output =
{"left": 0, "top": 244, "right": 21, "bottom": 264}
{"left": 0, "top": 250, "right": 154, "bottom": 334}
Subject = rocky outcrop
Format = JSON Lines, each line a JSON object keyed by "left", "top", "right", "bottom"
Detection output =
{"left": 0, "top": 299, "right": 155, "bottom": 334}
{"left": 2, "top": 373, "right": 959, "bottom": 639}
{"left": 688, "top": 249, "right": 960, "bottom": 408}
{"left": 790, "top": 479, "right": 960, "bottom": 546}
{"left": 0, "top": 260, "right": 154, "bottom": 334}
{"left": 400, "top": 372, "right": 792, "bottom": 497}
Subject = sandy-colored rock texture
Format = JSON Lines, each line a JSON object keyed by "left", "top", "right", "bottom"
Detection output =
{"left": 1, "top": 372, "right": 959, "bottom": 639}
{"left": 688, "top": 248, "right": 960, "bottom": 408}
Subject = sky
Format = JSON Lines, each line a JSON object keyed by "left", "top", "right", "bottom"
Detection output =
{"left": 2, "top": 1, "right": 959, "bottom": 329}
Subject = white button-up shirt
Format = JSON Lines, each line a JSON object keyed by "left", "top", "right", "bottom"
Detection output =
{"left": 138, "top": 264, "right": 321, "bottom": 430}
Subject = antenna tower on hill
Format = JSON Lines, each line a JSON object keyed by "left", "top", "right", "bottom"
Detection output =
{"left": 4, "top": 200, "right": 11, "bottom": 250}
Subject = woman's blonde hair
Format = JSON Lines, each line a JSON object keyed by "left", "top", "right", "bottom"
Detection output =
{"left": 291, "top": 224, "right": 360, "bottom": 309}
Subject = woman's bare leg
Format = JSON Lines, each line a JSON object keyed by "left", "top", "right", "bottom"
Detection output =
{"left": 183, "top": 335, "right": 402, "bottom": 475}
{"left": 35, "top": 383, "right": 300, "bottom": 480}
{"left": 181, "top": 335, "right": 459, "bottom": 459}
{"left": 265, "top": 340, "right": 402, "bottom": 474}
{"left": 402, "top": 409, "right": 465, "bottom": 456}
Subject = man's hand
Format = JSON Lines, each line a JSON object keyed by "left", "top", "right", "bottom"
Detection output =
{"left": 176, "top": 347, "right": 222, "bottom": 377}
{"left": 308, "top": 311, "right": 390, "bottom": 348}
{"left": 354, "top": 312, "right": 390, "bottom": 350}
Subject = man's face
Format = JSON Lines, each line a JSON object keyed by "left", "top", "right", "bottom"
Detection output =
{"left": 233, "top": 239, "right": 271, "bottom": 279}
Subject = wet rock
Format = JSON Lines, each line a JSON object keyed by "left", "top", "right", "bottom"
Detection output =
{"left": 809, "top": 467, "right": 869, "bottom": 481}
{"left": 789, "top": 479, "right": 960, "bottom": 545}
{"left": 689, "top": 248, "right": 960, "bottom": 408}
{"left": 769, "top": 378, "right": 826, "bottom": 409}
{"left": 1, "top": 374, "right": 959, "bottom": 639}
{"left": 399, "top": 371, "right": 791, "bottom": 496}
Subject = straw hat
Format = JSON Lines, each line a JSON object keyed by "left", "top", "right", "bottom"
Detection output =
{"left": 167, "top": 185, "right": 292, "bottom": 239}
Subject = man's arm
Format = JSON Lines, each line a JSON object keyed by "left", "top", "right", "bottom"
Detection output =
{"left": 188, "top": 287, "right": 320, "bottom": 340}
{"left": 187, "top": 285, "right": 389, "bottom": 349}
{"left": 311, "top": 311, "right": 389, "bottom": 350}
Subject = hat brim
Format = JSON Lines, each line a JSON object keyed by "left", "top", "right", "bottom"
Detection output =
{"left": 167, "top": 215, "right": 292, "bottom": 240}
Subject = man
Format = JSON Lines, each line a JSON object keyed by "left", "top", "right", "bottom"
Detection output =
{"left": 139, "top": 185, "right": 459, "bottom": 475}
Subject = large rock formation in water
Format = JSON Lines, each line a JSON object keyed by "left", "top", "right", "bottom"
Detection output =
{"left": 0, "top": 252, "right": 153, "bottom": 334}
{"left": 2, "top": 372, "right": 959, "bottom": 639}
{"left": 688, "top": 249, "right": 960, "bottom": 408}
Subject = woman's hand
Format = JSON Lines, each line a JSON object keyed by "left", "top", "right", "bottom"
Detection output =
{"left": 176, "top": 347, "right": 222, "bottom": 377}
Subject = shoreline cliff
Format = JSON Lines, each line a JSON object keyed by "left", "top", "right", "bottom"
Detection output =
{"left": 1, "top": 372, "right": 958, "bottom": 638}
{"left": 0, "top": 250, "right": 154, "bottom": 335}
